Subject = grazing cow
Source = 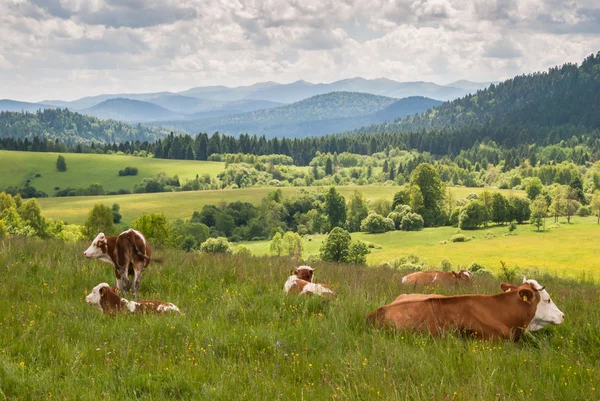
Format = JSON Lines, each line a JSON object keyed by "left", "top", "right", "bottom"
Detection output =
{"left": 84, "top": 229, "right": 156, "bottom": 299}
{"left": 401, "top": 270, "right": 472, "bottom": 286}
{"left": 501, "top": 277, "right": 564, "bottom": 330}
{"left": 284, "top": 266, "right": 335, "bottom": 297}
{"left": 86, "top": 283, "right": 180, "bottom": 315}
{"left": 367, "top": 283, "right": 541, "bottom": 341}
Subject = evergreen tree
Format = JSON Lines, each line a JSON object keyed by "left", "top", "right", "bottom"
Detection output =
{"left": 56, "top": 155, "right": 67, "bottom": 172}
{"left": 324, "top": 187, "right": 346, "bottom": 229}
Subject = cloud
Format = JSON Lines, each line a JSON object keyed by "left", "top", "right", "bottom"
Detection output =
{"left": 0, "top": 0, "right": 599, "bottom": 101}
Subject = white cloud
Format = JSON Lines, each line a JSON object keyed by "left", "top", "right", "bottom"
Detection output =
{"left": 0, "top": 0, "right": 598, "bottom": 101}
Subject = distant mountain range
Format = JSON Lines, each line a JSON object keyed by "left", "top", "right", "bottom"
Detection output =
{"left": 153, "top": 92, "right": 442, "bottom": 138}
{"left": 0, "top": 77, "right": 492, "bottom": 138}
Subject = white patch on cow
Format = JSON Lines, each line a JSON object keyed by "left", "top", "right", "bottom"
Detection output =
{"left": 463, "top": 271, "right": 472, "bottom": 278}
{"left": 284, "top": 275, "right": 298, "bottom": 293}
{"left": 401, "top": 276, "right": 408, "bottom": 284}
{"left": 158, "top": 303, "right": 180, "bottom": 313}
{"left": 296, "top": 265, "right": 313, "bottom": 272}
{"left": 301, "top": 283, "right": 334, "bottom": 296}
{"left": 432, "top": 273, "right": 438, "bottom": 283}
{"left": 85, "top": 282, "right": 109, "bottom": 311}
{"left": 523, "top": 277, "right": 565, "bottom": 330}
{"left": 131, "top": 229, "right": 147, "bottom": 247}
{"left": 124, "top": 300, "right": 139, "bottom": 313}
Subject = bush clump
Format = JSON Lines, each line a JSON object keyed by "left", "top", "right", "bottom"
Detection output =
{"left": 118, "top": 167, "right": 139, "bottom": 176}
{"left": 360, "top": 212, "right": 395, "bottom": 233}
{"left": 200, "top": 237, "right": 232, "bottom": 254}
{"left": 451, "top": 234, "right": 466, "bottom": 242}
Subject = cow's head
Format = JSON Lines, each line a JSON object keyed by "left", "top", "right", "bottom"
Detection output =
{"left": 500, "top": 277, "right": 564, "bottom": 331}
{"left": 293, "top": 266, "right": 314, "bottom": 282}
{"left": 85, "top": 282, "right": 110, "bottom": 310}
{"left": 84, "top": 233, "right": 108, "bottom": 259}
{"left": 452, "top": 270, "right": 472, "bottom": 281}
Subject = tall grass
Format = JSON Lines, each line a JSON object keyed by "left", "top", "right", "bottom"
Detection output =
{"left": 0, "top": 239, "right": 598, "bottom": 400}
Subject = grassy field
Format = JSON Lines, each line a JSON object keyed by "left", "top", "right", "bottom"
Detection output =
{"left": 37, "top": 185, "right": 523, "bottom": 225}
{"left": 0, "top": 150, "right": 226, "bottom": 194}
{"left": 243, "top": 217, "right": 600, "bottom": 279}
{"left": 0, "top": 239, "right": 598, "bottom": 400}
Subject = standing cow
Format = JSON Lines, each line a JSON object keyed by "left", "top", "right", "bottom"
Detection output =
{"left": 84, "top": 229, "right": 156, "bottom": 299}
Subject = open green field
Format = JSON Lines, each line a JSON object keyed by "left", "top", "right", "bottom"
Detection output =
{"left": 0, "top": 239, "right": 598, "bottom": 400}
{"left": 0, "top": 150, "right": 226, "bottom": 194}
{"left": 37, "top": 185, "right": 523, "bottom": 225}
{"left": 243, "top": 217, "right": 600, "bottom": 279}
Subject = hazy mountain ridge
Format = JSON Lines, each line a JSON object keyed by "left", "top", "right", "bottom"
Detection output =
{"left": 151, "top": 92, "right": 442, "bottom": 138}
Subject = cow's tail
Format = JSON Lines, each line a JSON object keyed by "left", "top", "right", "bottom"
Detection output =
{"left": 366, "top": 307, "right": 386, "bottom": 327}
{"left": 128, "top": 229, "right": 152, "bottom": 261}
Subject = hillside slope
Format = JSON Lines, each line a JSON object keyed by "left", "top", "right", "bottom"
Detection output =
{"left": 82, "top": 98, "right": 183, "bottom": 122}
{"left": 0, "top": 108, "right": 170, "bottom": 144}
{"left": 154, "top": 92, "right": 440, "bottom": 138}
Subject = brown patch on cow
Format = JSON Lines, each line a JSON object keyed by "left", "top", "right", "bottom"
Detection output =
{"left": 294, "top": 268, "right": 313, "bottom": 282}
{"left": 287, "top": 278, "right": 310, "bottom": 295}
{"left": 98, "top": 286, "right": 126, "bottom": 315}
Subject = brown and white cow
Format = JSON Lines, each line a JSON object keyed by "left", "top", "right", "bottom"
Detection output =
{"left": 401, "top": 270, "right": 472, "bottom": 286}
{"left": 86, "top": 283, "right": 180, "bottom": 315}
{"left": 84, "top": 229, "right": 156, "bottom": 299}
{"left": 391, "top": 278, "right": 565, "bottom": 332}
{"left": 284, "top": 266, "right": 335, "bottom": 297}
{"left": 367, "top": 282, "right": 541, "bottom": 341}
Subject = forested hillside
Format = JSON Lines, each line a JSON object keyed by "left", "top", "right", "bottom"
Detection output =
{"left": 155, "top": 92, "right": 439, "bottom": 138}
{"left": 353, "top": 52, "right": 600, "bottom": 134}
{"left": 0, "top": 109, "right": 170, "bottom": 145}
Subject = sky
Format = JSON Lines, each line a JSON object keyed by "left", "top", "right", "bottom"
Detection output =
{"left": 1, "top": 0, "right": 599, "bottom": 102}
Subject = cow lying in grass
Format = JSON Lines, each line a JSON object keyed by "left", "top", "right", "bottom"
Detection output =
{"left": 367, "top": 282, "right": 542, "bottom": 341}
{"left": 284, "top": 266, "right": 335, "bottom": 297}
{"left": 86, "top": 283, "right": 180, "bottom": 315}
{"left": 401, "top": 270, "right": 472, "bottom": 286}
{"left": 391, "top": 277, "right": 565, "bottom": 332}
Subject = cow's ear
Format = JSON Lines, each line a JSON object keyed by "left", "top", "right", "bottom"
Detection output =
{"left": 518, "top": 288, "right": 534, "bottom": 303}
{"left": 501, "top": 283, "right": 517, "bottom": 292}
{"left": 290, "top": 269, "right": 296, "bottom": 275}
{"left": 451, "top": 271, "right": 458, "bottom": 277}
{"left": 99, "top": 286, "right": 107, "bottom": 296}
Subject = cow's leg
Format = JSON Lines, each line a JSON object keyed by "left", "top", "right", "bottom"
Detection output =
{"left": 132, "top": 263, "right": 143, "bottom": 300}
{"left": 116, "top": 264, "right": 132, "bottom": 295}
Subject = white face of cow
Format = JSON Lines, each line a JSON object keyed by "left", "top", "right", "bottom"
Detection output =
{"left": 86, "top": 283, "right": 109, "bottom": 310}
{"left": 524, "top": 277, "right": 565, "bottom": 331}
{"left": 84, "top": 233, "right": 111, "bottom": 262}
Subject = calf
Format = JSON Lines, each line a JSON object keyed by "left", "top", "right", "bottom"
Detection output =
{"left": 284, "top": 266, "right": 335, "bottom": 297}
{"left": 367, "top": 283, "right": 540, "bottom": 341}
{"left": 85, "top": 283, "right": 180, "bottom": 315}
{"left": 84, "top": 229, "right": 156, "bottom": 299}
{"left": 401, "top": 270, "right": 471, "bottom": 286}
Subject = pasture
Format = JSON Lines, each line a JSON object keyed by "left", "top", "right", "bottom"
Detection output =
{"left": 0, "top": 239, "right": 598, "bottom": 400}
{"left": 37, "top": 185, "right": 523, "bottom": 225}
{"left": 0, "top": 150, "right": 226, "bottom": 194}
{"left": 244, "top": 217, "right": 600, "bottom": 279}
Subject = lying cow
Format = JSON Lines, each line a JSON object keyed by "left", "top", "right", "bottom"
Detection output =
{"left": 367, "top": 282, "right": 541, "bottom": 341}
{"left": 284, "top": 266, "right": 335, "bottom": 297}
{"left": 391, "top": 277, "right": 564, "bottom": 332}
{"left": 401, "top": 270, "right": 471, "bottom": 286}
{"left": 86, "top": 283, "right": 180, "bottom": 315}
{"left": 84, "top": 229, "right": 157, "bottom": 299}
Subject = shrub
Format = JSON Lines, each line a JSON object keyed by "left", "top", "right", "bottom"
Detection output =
{"left": 577, "top": 205, "right": 591, "bottom": 217}
{"left": 498, "top": 261, "right": 519, "bottom": 282}
{"left": 34, "top": 173, "right": 41, "bottom": 178}
{"left": 200, "top": 237, "right": 232, "bottom": 254}
{"left": 360, "top": 212, "right": 395, "bottom": 233}
{"left": 281, "top": 232, "right": 303, "bottom": 257}
{"left": 401, "top": 213, "right": 424, "bottom": 231}
{"left": 440, "top": 258, "right": 452, "bottom": 272}
{"left": 508, "top": 220, "right": 517, "bottom": 232}
{"left": 468, "top": 262, "right": 492, "bottom": 276}
{"left": 234, "top": 245, "right": 252, "bottom": 257}
{"left": 347, "top": 240, "right": 369, "bottom": 265}
{"left": 131, "top": 213, "right": 172, "bottom": 248}
{"left": 118, "top": 167, "right": 139, "bottom": 176}
{"left": 451, "top": 234, "right": 466, "bottom": 242}
{"left": 179, "top": 235, "right": 199, "bottom": 252}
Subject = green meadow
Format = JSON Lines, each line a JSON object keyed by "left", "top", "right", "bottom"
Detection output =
{"left": 0, "top": 150, "right": 226, "bottom": 194}
{"left": 0, "top": 239, "right": 598, "bottom": 400}
{"left": 244, "top": 217, "right": 600, "bottom": 279}
{"left": 36, "top": 185, "right": 522, "bottom": 225}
